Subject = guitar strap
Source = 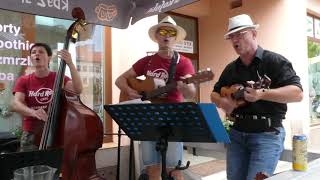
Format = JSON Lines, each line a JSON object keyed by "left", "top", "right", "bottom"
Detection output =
{"left": 167, "top": 51, "right": 179, "bottom": 84}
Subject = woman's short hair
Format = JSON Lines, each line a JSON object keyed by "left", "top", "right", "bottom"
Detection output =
{"left": 30, "top": 43, "right": 53, "bottom": 56}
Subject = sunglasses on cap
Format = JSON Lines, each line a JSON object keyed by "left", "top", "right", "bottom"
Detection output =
{"left": 158, "top": 29, "right": 177, "bottom": 37}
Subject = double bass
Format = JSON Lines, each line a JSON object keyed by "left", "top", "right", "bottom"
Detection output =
{"left": 39, "top": 8, "right": 104, "bottom": 180}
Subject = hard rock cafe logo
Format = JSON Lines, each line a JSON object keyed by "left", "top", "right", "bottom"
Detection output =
{"left": 95, "top": 3, "right": 118, "bottom": 22}
{"left": 147, "top": 69, "right": 169, "bottom": 82}
{"left": 28, "top": 88, "right": 53, "bottom": 104}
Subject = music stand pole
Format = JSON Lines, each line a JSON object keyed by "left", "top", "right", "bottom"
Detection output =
{"left": 116, "top": 127, "right": 121, "bottom": 180}
{"left": 156, "top": 136, "right": 174, "bottom": 180}
{"left": 129, "top": 139, "right": 134, "bottom": 180}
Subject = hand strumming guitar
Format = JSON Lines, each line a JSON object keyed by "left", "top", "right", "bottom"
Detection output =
{"left": 125, "top": 86, "right": 143, "bottom": 100}
{"left": 177, "top": 74, "right": 196, "bottom": 99}
{"left": 217, "top": 95, "right": 238, "bottom": 114}
{"left": 211, "top": 84, "right": 245, "bottom": 114}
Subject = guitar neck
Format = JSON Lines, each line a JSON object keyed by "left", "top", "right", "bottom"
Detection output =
{"left": 127, "top": 69, "right": 214, "bottom": 100}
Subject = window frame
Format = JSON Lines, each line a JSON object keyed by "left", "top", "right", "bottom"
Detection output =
{"left": 308, "top": 12, "right": 320, "bottom": 43}
{"left": 103, "top": 27, "right": 113, "bottom": 142}
{"left": 307, "top": 10, "right": 320, "bottom": 126}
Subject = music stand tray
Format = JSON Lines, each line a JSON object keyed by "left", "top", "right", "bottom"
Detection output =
{"left": 104, "top": 102, "right": 230, "bottom": 179}
{"left": 104, "top": 102, "right": 230, "bottom": 143}
{"left": 0, "top": 148, "right": 63, "bottom": 180}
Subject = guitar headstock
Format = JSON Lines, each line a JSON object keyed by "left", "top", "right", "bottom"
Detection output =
{"left": 261, "top": 74, "right": 271, "bottom": 88}
{"left": 184, "top": 68, "right": 214, "bottom": 84}
{"left": 247, "top": 74, "right": 271, "bottom": 89}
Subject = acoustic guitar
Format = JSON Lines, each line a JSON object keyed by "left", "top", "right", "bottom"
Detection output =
{"left": 119, "top": 69, "right": 214, "bottom": 103}
{"left": 211, "top": 74, "right": 271, "bottom": 107}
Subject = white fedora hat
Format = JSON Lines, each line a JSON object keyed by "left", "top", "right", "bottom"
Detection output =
{"left": 224, "top": 14, "right": 259, "bottom": 39}
{"left": 148, "top": 16, "right": 186, "bottom": 43}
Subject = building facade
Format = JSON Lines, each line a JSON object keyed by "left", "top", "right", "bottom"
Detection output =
{"left": 0, "top": 0, "right": 320, "bottom": 178}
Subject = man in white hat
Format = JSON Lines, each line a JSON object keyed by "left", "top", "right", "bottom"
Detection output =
{"left": 211, "top": 14, "right": 303, "bottom": 179}
{"left": 116, "top": 16, "right": 196, "bottom": 180}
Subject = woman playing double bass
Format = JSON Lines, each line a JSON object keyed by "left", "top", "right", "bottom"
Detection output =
{"left": 11, "top": 42, "right": 83, "bottom": 151}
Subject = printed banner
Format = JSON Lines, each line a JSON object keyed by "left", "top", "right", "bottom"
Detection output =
{"left": 0, "top": 0, "right": 198, "bottom": 29}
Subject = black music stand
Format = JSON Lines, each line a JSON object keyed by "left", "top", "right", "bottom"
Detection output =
{"left": 0, "top": 148, "right": 63, "bottom": 180}
{"left": 104, "top": 102, "right": 230, "bottom": 180}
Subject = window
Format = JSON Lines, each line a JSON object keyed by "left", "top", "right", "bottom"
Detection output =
{"left": 307, "top": 13, "right": 320, "bottom": 125}
{"left": 0, "top": 9, "right": 111, "bottom": 143}
{"left": 88, "top": 65, "right": 94, "bottom": 72}
{"left": 307, "top": 15, "right": 314, "bottom": 37}
{"left": 95, "top": 66, "right": 101, "bottom": 73}
{"left": 82, "top": 65, "right": 87, "bottom": 72}
{"left": 315, "top": 18, "right": 320, "bottom": 39}
{"left": 83, "top": 77, "right": 88, "bottom": 85}
{"left": 307, "top": 14, "right": 320, "bottom": 42}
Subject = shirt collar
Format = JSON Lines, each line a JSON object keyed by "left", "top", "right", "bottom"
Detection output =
{"left": 235, "top": 46, "right": 264, "bottom": 66}
{"left": 255, "top": 46, "right": 264, "bottom": 60}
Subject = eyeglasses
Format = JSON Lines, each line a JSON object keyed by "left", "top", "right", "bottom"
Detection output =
{"left": 226, "top": 30, "right": 249, "bottom": 40}
{"left": 158, "top": 29, "right": 177, "bottom": 37}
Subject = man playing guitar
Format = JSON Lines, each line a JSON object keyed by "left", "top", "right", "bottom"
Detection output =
{"left": 115, "top": 16, "right": 196, "bottom": 180}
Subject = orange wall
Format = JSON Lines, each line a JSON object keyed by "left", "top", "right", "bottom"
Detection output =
{"left": 194, "top": 0, "right": 309, "bottom": 102}
{"left": 175, "top": 0, "right": 211, "bottom": 17}
{"left": 111, "top": 0, "right": 313, "bottom": 141}
{"left": 177, "top": 0, "right": 311, "bottom": 142}
{"left": 307, "top": 0, "right": 320, "bottom": 13}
